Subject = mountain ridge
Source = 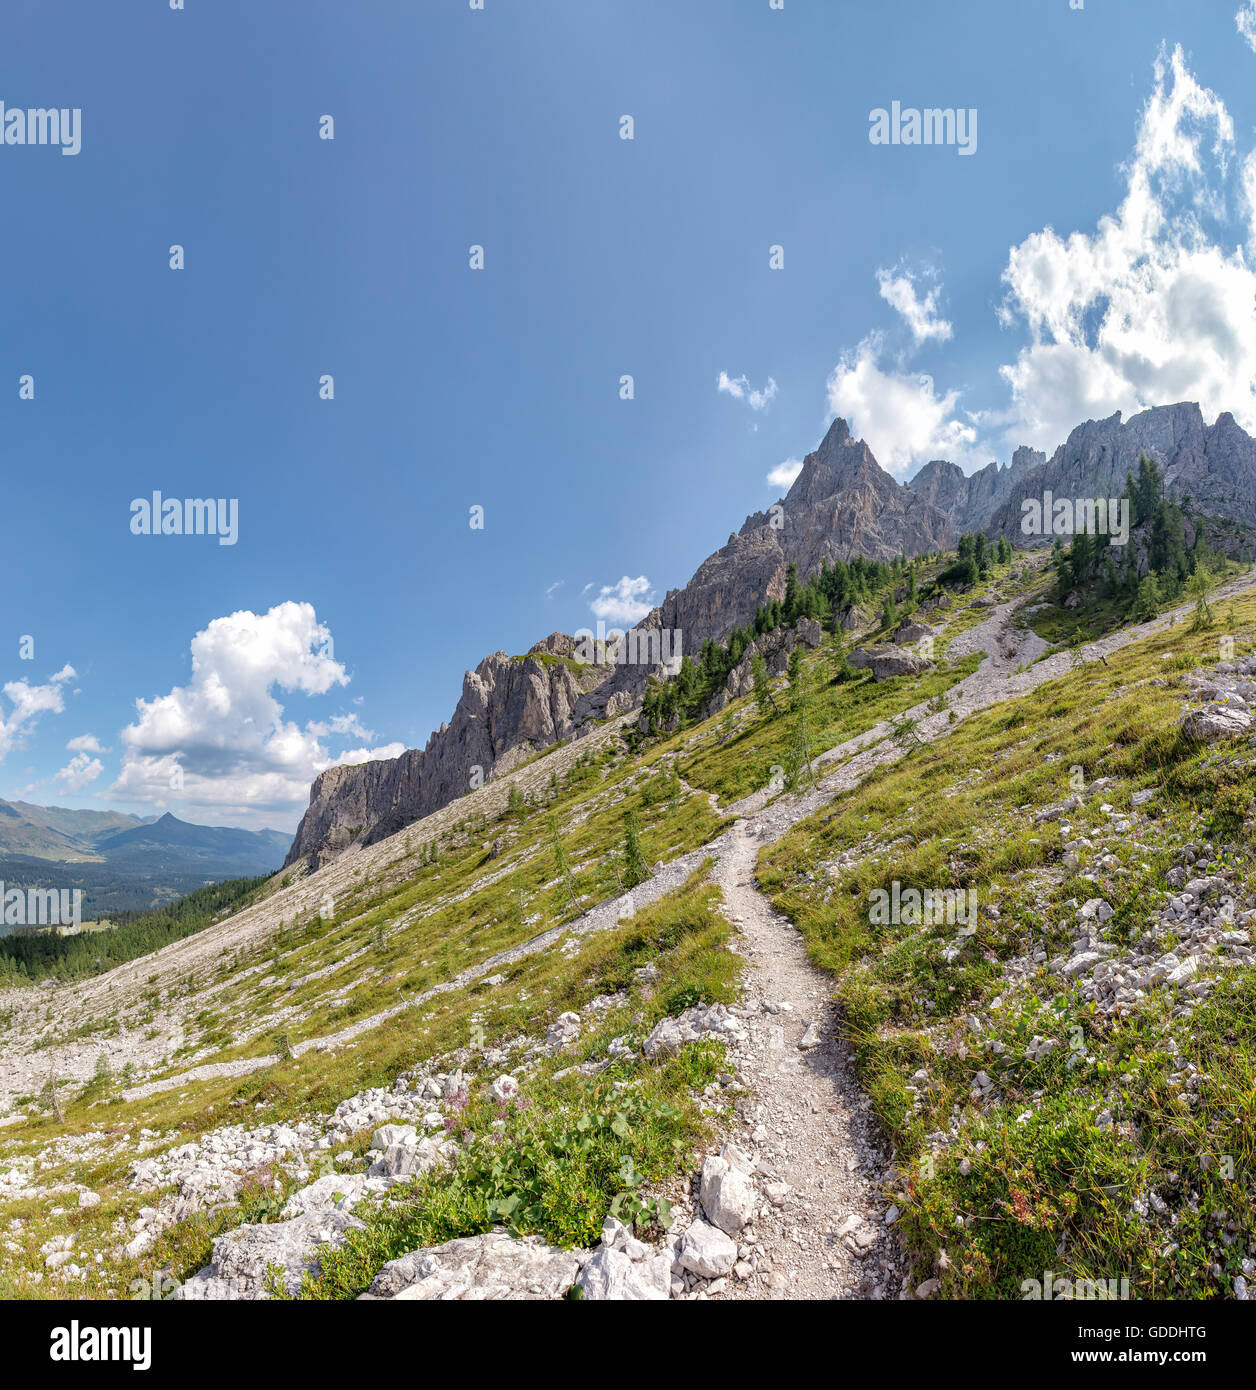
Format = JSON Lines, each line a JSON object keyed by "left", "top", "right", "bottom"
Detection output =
{"left": 285, "top": 401, "right": 1256, "bottom": 870}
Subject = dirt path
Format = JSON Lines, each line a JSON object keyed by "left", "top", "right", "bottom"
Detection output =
{"left": 681, "top": 565, "right": 1256, "bottom": 1300}
{"left": 713, "top": 820, "right": 902, "bottom": 1298}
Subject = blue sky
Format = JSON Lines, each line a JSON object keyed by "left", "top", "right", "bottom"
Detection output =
{"left": 4, "top": 0, "right": 1256, "bottom": 830}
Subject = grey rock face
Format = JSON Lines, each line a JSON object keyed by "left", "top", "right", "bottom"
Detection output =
{"left": 285, "top": 644, "right": 611, "bottom": 868}
{"left": 745, "top": 417, "right": 954, "bottom": 571}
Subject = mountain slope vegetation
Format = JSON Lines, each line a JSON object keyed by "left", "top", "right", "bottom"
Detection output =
{"left": 1, "top": 537, "right": 1252, "bottom": 1303}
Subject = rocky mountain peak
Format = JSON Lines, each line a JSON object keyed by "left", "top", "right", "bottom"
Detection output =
{"left": 783, "top": 417, "right": 889, "bottom": 510}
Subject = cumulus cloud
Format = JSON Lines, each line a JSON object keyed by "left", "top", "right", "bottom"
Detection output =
{"left": 766, "top": 457, "right": 804, "bottom": 490}
{"left": 1238, "top": 3, "right": 1256, "bottom": 53}
{"left": 324, "top": 742, "right": 406, "bottom": 770}
{"left": 717, "top": 371, "right": 778, "bottom": 411}
{"left": 66, "top": 734, "right": 107, "bottom": 754}
{"left": 589, "top": 575, "right": 655, "bottom": 626}
{"left": 876, "top": 266, "right": 953, "bottom": 345}
{"left": 0, "top": 665, "right": 77, "bottom": 762}
{"left": 828, "top": 45, "right": 1256, "bottom": 473}
{"left": 305, "top": 712, "right": 375, "bottom": 741}
{"left": 994, "top": 44, "right": 1256, "bottom": 451}
{"left": 826, "top": 334, "right": 983, "bottom": 475}
{"left": 54, "top": 752, "right": 104, "bottom": 795}
{"left": 108, "top": 601, "right": 398, "bottom": 826}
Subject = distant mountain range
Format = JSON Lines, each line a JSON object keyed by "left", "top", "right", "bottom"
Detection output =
{"left": 0, "top": 801, "right": 291, "bottom": 922}
{"left": 284, "top": 401, "right": 1256, "bottom": 872}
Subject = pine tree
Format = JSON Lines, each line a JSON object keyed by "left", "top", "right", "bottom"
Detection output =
{"left": 1188, "top": 562, "right": 1217, "bottom": 632}
{"left": 784, "top": 563, "right": 801, "bottom": 621}
{"left": 548, "top": 812, "right": 580, "bottom": 911}
{"left": 1131, "top": 573, "right": 1160, "bottom": 622}
{"left": 622, "top": 811, "right": 650, "bottom": 888}
{"left": 830, "top": 632, "right": 858, "bottom": 684}
{"left": 751, "top": 652, "right": 778, "bottom": 717}
{"left": 784, "top": 648, "right": 814, "bottom": 789}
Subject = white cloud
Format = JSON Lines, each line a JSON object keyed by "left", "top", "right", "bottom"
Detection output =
{"left": 0, "top": 665, "right": 77, "bottom": 762}
{"left": 876, "top": 266, "right": 953, "bottom": 345}
{"left": 108, "top": 601, "right": 397, "bottom": 826}
{"left": 324, "top": 742, "right": 406, "bottom": 770}
{"left": 66, "top": 734, "right": 107, "bottom": 754}
{"left": 54, "top": 752, "right": 104, "bottom": 795}
{"left": 306, "top": 712, "right": 374, "bottom": 741}
{"left": 544, "top": 580, "right": 564, "bottom": 599}
{"left": 766, "top": 457, "right": 804, "bottom": 490}
{"left": 717, "top": 371, "right": 778, "bottom": 411}
{"left": 1238, "top": 3, "right": 1256, "bottom": 53}
{"left": 826, "top": 334, "right": 982, "bottom": 475}
{"left": 589, "top": 575, "right": 655, "bottom": 626}
{"left": 994, "top": 44, "right": 1256, "bottom": 452}
{"left": 827, "top": 45, "right": 1256, "bottom": 472}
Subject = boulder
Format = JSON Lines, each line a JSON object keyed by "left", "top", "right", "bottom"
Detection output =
{"left": 281, "top": 1173, "right": 376, "bottom": 1218}
{"left": 489, "top": 1075, "right": 519, "bottom": 1103}
{"left": 870, "top": 648, "right": 935, "bottom": 681}
{"left": 642, "top": 1002, "right": 747, "bottom": 1060}
{"left": 675, "top": 1218, "right": 737, "bottom": 1278}
{"left": 699, "top": 1154, "right": 756, "bottom": 1235}
{"left": 363, "top": 1231, "right": 581, "bottom": 1300}
{"left": 893, "top": 620, "right": 935, "bottom": 646}
{"left": 1181, "top": 707, "right": 1252, "bottom": 742}
{"left": 367, "top": 1136, "right": 452, "bottom": 1180}
{"left": 545, "top": 1012, "right": 582, "bottom": 1051}
{"left": 371, "top": 1123, "right": 416, "bottom": 1151}
{"left": 180, "top": 1208, "right": 365, "bottom": 1300}
{"left": 577, "top": 1244, "right": 670, "bottom": 1300}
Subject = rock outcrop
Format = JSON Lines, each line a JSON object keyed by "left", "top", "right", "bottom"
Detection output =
{"left": 285, "top": 639, "right": 635, "bottom": 868}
